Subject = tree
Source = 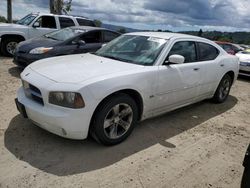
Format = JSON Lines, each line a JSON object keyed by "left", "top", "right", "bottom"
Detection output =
{"left": 198, "top": 29, "right": 203, "bottom": 37}
{"left": 117, "top": 27, "right": 126, "bottom": 33}
{"left": 94, "top": 19, "right": 102, "bottom": 27}
{"left": 50, "top": 0, "right": 63, "bottom": 14}
{"left": 7, "top": 0, "right": 12, "bottom": 23}
{"left": 0, "top": 15, "right": 7, "bottom": 23}
{"left": 50, "top": 0, "right": 73, "bottom": 15}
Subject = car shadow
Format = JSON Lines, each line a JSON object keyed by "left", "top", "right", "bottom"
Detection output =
{"left": 8, "top": 66, "right": 23, "bottom": 79}
{"left": 4, "top": 96, "right": 238, "bottom": 176}
{"left": 238, "top": 75, "right": 250, "bottom": 83}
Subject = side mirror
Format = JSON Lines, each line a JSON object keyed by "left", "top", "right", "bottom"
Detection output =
{"left": 77, "top": 40, "right": 86, "bottom": 47}
{"left": 33, "top": 22, "right": 40, "bottom": 28}
{"left": 168, "top": 54, "right": 185, "bottom": 64}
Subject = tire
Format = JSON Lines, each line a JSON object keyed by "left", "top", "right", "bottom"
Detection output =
{"left": 212, "top": 74, "right": 232, "bottom": 103}
{"left": 90, "top": 93, "right": 138, "bottom": 145}
{"left": 1, "top": 37, "right": 22, "bottom": 57}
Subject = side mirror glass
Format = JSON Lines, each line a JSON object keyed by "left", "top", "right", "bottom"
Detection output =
{"left": 168, "top": 54, "right": 185, "bottom": 64}
{"left": 33, "top": 22, "right": 40, "bottom": 28}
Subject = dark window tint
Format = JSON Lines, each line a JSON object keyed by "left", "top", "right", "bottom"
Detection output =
{"left": 223, "top": 44, "right": 233, "bottom": 51}
{"left": 35, "top": 16, "right": 56, "bottom": 28}
{"left": 198, "top": 42, "right": 219, "bottom": 61}
{"left": 81, "top": 31, "right": 101, "bottom": 43}
{"left": 103, "top": 31, "right": 119, "bottom": 42}
{"left": 168, "top": 41, "right": 197, "bottom": 63}
{"left": 59, "top": 17, "right": 75, "bottom": 28}
{"left": 76, "top": 18, "right": 95, "bottom": 27}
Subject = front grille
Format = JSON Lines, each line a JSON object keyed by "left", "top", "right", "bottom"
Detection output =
{"left": 23, "top": 81, "right": 44, "bottom": 105}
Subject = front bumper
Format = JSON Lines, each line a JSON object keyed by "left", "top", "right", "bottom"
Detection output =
{"left": 16, "top": 86, "right": 94, "bottom": 140}
{"left": 239, "top": 62, "right": 250, "bottom": 76}
{"left": 13, "top": 52, "right": 48, "bottom": 67}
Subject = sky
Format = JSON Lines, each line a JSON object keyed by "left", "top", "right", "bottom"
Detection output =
{"left": 0, "top": 0, "right": 250, "bottom": 32}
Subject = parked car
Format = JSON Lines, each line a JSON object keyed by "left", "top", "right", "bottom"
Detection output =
{"left": 13, "top": 26, "right": 120, "bottom": 67}
{"left": 236, "top": 50, "right": 250, "bottom": 76}
{"left": 15, "top": 32, "right": 239, "bottom": 145}
{"left": 215, "top": 41, "right": 243, "bottom": 55}
{"left": 242, "top": 144, "right": 250, "bottom": 188}
{"left": 0, "top": 13, "right": 96, "bottom": 56}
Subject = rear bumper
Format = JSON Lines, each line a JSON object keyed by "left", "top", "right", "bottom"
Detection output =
{"left": 13, "top": 52, "right": 45, "bottom": 67}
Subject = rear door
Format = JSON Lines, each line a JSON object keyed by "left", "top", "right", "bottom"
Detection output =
{"left": 72, "top": 30, "right": 103, "bottom": 54}
{"left": 154, "top": 40, "right": 202, "bottom": 112}
{"left": 195, "top": 42, "right": 221, "bottom": 97}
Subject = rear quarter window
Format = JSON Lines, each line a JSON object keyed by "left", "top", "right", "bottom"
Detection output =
{"left": 198, "top": 42, "right": 219, "bottom": 61}
{"left": 76, "top": 18, "right": 95, "bottom": 27}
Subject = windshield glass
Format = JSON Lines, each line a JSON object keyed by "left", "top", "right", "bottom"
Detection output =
{"left": 16, "top": 14, "right": 37, "bottom": 25}
{"left": 44, "top": 27, "right": 86, "bottom": 41}
{"left": 94, "top": 35, "right": 167, "bottom": 65}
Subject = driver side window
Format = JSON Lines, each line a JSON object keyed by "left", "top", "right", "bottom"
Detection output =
{"left": 167, "top": 41, "right": 197, "bottom": 63}
{"left": 34, "top": 16, "right": 56, "bottom": 29}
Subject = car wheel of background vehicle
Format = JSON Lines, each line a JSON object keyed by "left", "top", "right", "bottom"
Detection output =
{"left": 90, "top": 93, "right": 138, "bottom": 145}
{"left": 1, "top": 37, "right": 22, "bottom": 57}
{"left": 212, "top": 74, "right": 232, "bottom": 103}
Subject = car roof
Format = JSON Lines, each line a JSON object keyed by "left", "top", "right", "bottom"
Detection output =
{"left": 33, "top": 12, "right": 93, "bottom": 21}
{"left": 215, "top": 41, "right": 232, "bottom": 45}
{"left": 69, "top": 26, "right": 119, "bottom": 33}
{"left": 125, "top": 32, "right": 207, "bottom": 40}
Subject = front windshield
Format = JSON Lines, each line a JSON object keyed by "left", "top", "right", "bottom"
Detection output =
{"left": 16, "top": 14, "right": 37, "bottom": 25}
{"left": 95, "top": 35, "right": 168, "bottom": 65}
{"left": 44, "top": 27, "right": 86, "bottom": 41}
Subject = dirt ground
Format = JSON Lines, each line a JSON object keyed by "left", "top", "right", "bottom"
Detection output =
{"left": 0, "top": 56, "right": 249, "bottom": 188}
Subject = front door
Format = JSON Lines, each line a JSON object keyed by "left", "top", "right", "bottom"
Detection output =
{"left": 154, "top": 41, "right": 202, "bottom": 113}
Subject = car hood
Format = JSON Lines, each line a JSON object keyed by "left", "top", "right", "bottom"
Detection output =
{"left": 29, "top": 53, "right": 142, "bottom": 84}
{"left": 17, "top": 37, "right": 61, "bottom": 52}
{"left": 0, "top": 23, "right": 28, "bottom": 30}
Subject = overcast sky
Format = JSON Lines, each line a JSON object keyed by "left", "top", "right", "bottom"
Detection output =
{"left": 0, "top": 0, "right": 250, "bottom": 31}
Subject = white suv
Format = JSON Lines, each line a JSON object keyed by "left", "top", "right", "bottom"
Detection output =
{"left": 0, "top": 13, "right": 96, "bottom": 56}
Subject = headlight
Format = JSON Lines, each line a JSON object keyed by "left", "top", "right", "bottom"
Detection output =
{"left": 29, "top": 47, "right": 53, "bottom": 54}
{"left": 49, "top": 92, "right": 85, "bottom": 109}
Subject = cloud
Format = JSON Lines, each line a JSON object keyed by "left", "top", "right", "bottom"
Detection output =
{"left": 1, "top": 0, "right": 250, "bottom": 31}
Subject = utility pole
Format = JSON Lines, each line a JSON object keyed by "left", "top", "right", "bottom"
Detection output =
{"left": 7, "top": 0, "right": 12, "bottom": 23}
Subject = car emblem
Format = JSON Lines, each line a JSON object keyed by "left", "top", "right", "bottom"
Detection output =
{"left": 25, "top": 73, "right": 30, "bottom": 76}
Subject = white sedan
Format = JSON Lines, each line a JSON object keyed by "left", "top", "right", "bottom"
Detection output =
{"left": 236, "top": 50, "right": 250, "bottom": 76}
{"left": 15, "top": 32, "right": 239, "bottom": 145}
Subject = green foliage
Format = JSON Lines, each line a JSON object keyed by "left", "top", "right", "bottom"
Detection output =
{"left": 64, "top": 0, "right": 72, "bottom": 12}
{"left": 94, "top": 19, "right": 102, "bottom": 27}
{"left": 117, "top": 27, "right": 126, "bottom": 33}
{"left": 0, "top": 15, "right": 7, "bottom": 23}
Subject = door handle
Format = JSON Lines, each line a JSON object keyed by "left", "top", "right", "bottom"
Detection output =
{"left": 193, "top": 68, "right": 200, "bottom": 71}
{"left": 220, "top": 64, "right": 225, "bottom": 67}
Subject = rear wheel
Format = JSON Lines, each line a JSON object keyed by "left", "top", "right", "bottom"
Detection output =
{"left": 1, "top": 37, "right": 22, "bottom": 57}
{"left": 212, "top": 74, "right": 232, "bottom": 103}
{"left": 91, "top": 94, "right": 138, "bottom": 145}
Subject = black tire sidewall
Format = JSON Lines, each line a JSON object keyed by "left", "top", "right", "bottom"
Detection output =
{"left": 213, "top": 74, "right": 232, "bottom": 103}
{"left": 91, "top": 94, "right": 138, "bottom": 145}
{"left": 1, "top": 38, "right": 20, "bottom": 57}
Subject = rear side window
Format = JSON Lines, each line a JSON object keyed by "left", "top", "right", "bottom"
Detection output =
{"left": 81, "top": 31, "right": 102, "bottom": 43}
{"left": 76, "top": 18, "right": 95, "bottom": 27}
{"left": 168, "top": 41, "right": 197, "bottom": 63}
{"left": 59, "top": 17, "right": 75, "bottom": 28}
{"left": 103, "top": 31, "right": 119, "bottom": 42}
{"left": 198, "top": 42, "right": 219, "bottom": 61}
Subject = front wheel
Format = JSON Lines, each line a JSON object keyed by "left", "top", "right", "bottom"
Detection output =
{"left": 90, "top": 94, "right": 138, "bottom": 145}
{"left": 1, "top": 38, "right": 22, "bottom": 57}
{"left": 212, "top": 74, "right": 232, "bottom": 103}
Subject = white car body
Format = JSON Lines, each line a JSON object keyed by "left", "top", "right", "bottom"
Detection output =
{"left": 0, "top": 13, "right": 93, "bottom": 40}
{"left": 236, "top": 51, "right": 250, "bottom": 76}
{"left": 16, "top": 32, "right": 239, "bottom": 140}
